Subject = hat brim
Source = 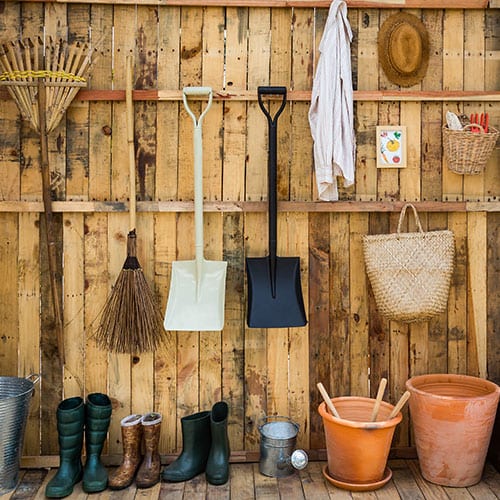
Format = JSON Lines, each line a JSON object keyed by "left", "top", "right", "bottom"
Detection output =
{"left": 378, "top": 12, "right": 430, "bottom": 88}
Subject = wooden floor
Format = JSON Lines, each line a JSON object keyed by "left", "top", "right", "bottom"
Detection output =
{"left": 1, "top": 460, "right": 499, "bottom": 499}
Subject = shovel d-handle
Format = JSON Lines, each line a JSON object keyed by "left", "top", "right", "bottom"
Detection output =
{"left": 182, "top": 87, "right": 213, "bottom": 285}
{"left": 257, "top": 86, "right": 287, "bottom": 298}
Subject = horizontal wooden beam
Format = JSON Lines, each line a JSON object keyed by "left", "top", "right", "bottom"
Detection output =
{"left": 1, "top": 89, "right": 499, "bottom": 103}
{"left": 14, "top": 0, "right": 490, "bottom": 9}
{"left": 9, "top": 88, "right": 500, "bottom": 103}
{"left": 1, "top": 200, "right": 499, "bottom": 213}
{"left": 20, "top": 446, "right": 417, "bottom": 468}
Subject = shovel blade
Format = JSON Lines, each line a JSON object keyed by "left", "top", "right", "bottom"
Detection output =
{"left": 246, "top": 256, "right": 307, "bottom": 328}
{"left": 164, "top": 259, "right": 227, "bottom": 331}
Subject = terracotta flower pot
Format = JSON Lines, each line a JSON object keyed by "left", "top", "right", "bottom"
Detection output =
{"left": 318, "top": 396, "right": 402, "bottom": 489}
{"left": 406, "top": 373, "right": 500, "bottom": 487}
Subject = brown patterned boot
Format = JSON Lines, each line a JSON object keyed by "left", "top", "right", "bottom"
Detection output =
{"left": 135, "top": 412, "right": 162, "bottom": 488}
{"left": 108, "top": 414, "right": 143, "bottom": 490}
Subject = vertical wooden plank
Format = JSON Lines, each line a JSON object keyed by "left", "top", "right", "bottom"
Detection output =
{"left": 467, "top": 212, "right": 487, "bottom": 378}
{"left": 356, "top": 9, "right": 379, "bottom": 201}
{"left": 288, "top": 10, "right": 312, "bottom": 440}
{"left": 176, "top": 5, "right": 204, "bottom": 432}
{"left": 18, "top": 0, "right": 61, "bottom": 456}
{"left": 487, "top": 213, "right": 500, "bottom": 383}
{"left": 376, "top": 9, "right": 400, "bottom": 204}
{"left": 63, "top": 213, "right": 85, "bottom": 398}
{"left": 222, "top": 6, "right": 248, "bottom": 452}
{"left": 421, "top": 10, "right": 448, "bottom": 378}
{"left": 426, "top": 213, "right": 449, "bottom": 375}
{"left": 63, "top": 4, "right": 90, "bottom": 404}
{"left": 0, "top": 4, "right": 21, "bottom": 380}
{"left": 198, "top": 6, "right": 225, "bottom": 410}
{"left": 244, "top": 6, "right": 271, "bottom": 451}
{"left": 388, "top": 215, "right": 409, "bottom": 447}
{"left": 18, "top": 213, "right": 40, "bottom": 455}
{"left": 308, "top": 213, "right": 330, "bottom": 450}
{"left": 155, "top": 3, "right": 181, "bottom": 454}
{"left": 330, "top": 213, "right": 351, "bottom": 399}
{"left": 85, "top": 3, "right": 113, "bottom": 399}
{"left": 130, "top": 3, "right": 158, "bottom": 418}
{"left": 0, "top": 213, "right": 18, "bottom": 377}
{"left": 290, "top": 7, "right": 314, "bottom": 202}
{"left": 287, "top": 213, "right": 309, "bottom": 450}
{"left": 484, "top": 11, "right": 500, "bottom": 197}
{"left": 107, "top": 3, "right": 136, "bottom": 454}
{"left": 367, "top": 213, "right": 390, "bottom": 398}
{"left": 463, "top": 10, "right": 486, "bottom": 201}
{"left": 447, "top": 212, "right": 467, "bottom": 375}
{"left": 349, "top": 213, "right": 369, "bottom": 397}
{"left": 223, "top": 7, "right": 248, "bottom": 203}
{"left": 266, "top": 5, "right": 292, "bottom": 420}
{"left": 442, "top": 10, "right": 464, "bottom": 201}
{"left": 421, "top": 10, "right": 444, "bottom": 202}
{"left": 66, "top": 3, "right": 90, "bottom": 201}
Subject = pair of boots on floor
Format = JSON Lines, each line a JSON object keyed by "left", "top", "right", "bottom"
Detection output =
{"left": 162, "top": 401, "right": 230, "bottom": 485}
{"left": 45, "top": 393, "right": 112, "bottom": 498}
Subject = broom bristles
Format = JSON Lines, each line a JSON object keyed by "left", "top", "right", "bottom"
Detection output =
{"left": 94, "top": 266, "right": 164, "bottom": 354}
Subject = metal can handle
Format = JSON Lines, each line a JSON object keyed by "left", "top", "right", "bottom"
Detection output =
{"left": 26, "top": 374, "right": 40, "bottom": 385}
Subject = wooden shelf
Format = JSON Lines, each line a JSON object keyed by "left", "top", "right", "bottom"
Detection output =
{"left": 1, "top": 200, "right": 498, "bottom": 213}
{"left": 16, "top": 0, "right": 492, "bottom": 9}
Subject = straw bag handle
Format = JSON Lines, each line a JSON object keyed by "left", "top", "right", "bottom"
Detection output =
{"left": 397, "top": 203, "right": 424, "bottom": 234}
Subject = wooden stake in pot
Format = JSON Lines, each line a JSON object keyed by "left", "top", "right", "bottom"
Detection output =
{"left": 94, "top": 55, "right": 163, "bottom": 354}
{"left": 371, "top": 377, "right": 387, "bottom": 422}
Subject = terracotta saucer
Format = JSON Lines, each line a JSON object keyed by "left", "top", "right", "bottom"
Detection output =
{"left": 322, "top": 465, "right": 393, "bottom": 492}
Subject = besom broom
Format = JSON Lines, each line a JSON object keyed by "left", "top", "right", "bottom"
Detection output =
{"left": 94, "top": 55, "right": 163, "bottom": 354}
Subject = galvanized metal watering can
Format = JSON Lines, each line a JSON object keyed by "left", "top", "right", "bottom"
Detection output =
{"left": 258, "top": 416, "right": 308, "bottom": 477}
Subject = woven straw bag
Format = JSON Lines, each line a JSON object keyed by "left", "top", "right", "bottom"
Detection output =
{"left": 443, "top": 124, "right": 499, "bottom": 175}
{"left": 362, "top": 204, "right": 455, "bottom": 323}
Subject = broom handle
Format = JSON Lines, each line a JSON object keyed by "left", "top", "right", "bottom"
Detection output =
{"left": 38, "top": 79, "right": 65, "bottom": 366}
{"left": 126, "top": 55, "right": 136, "bottom": 232}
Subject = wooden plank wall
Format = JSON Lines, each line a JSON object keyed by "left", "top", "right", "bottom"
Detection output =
{"left": 0, "top": 1, "right": 498, "bottom": 457}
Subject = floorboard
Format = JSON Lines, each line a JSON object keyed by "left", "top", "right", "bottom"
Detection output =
{"left": 0, "top": 461, "right": 498, "bottom": 500}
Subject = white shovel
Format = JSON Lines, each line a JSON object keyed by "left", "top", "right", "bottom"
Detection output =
{"left": 164, "top": 87, "right": 227, "bottom": 331}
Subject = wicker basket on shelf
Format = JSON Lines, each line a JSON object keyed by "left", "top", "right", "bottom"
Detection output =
{"left": 443, "top": 123, "right": 499, "bottom": 175}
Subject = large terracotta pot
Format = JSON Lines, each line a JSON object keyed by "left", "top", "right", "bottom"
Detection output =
{"left": 318, "top": 396, "right": 402, "bottom": 488}
{"left": 406, "top": 373, "right": 500, "bottom": 487}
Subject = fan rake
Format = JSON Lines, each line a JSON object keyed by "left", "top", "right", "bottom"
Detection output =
{"left": 0, "top": 36, "right": 93, "bottom": 365}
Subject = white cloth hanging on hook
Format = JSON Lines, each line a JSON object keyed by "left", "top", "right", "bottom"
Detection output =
{"left": 308, "top": 0, "right": 355, "bottom": 201}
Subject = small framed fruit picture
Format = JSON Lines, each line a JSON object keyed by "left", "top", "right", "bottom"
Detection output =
{"left": 376, "top": 125, "right": 407, "bottom": 168}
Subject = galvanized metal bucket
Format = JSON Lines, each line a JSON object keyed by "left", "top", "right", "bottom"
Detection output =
{"left": 0, "top": 374, "right": 40, "bottom": 494}
{"left": 258, "top": 415, "right": 308, "bottom": 477}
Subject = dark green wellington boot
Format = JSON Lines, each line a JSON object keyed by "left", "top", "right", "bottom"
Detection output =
{"left": 206, "top": 401, "right": 230, "bottom": 485}
{"left": 162, "top": 410, "right": 211, "bottom": 482}
{"left": 82, "top": 393, "right": 112, "bottom": 493}
{"left": 45, "top": 397, "right": 85, "bottom": 498}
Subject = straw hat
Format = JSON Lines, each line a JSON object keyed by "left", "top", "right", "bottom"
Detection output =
{"left": 378, "top": 12, "right": 430, "bottom": 87}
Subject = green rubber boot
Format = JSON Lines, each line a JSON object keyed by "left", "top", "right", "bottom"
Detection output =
{"left": 82, "top": 393, "right": 112, "bottom": 493}
{"left": 162, "top": 411, "right": 211, "bottom": 482}
{"left": 206, "top": 401, "right": 230, "bottom": 485}
{"left": 45, "top": 397, "right": 85, "bottom": 498}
